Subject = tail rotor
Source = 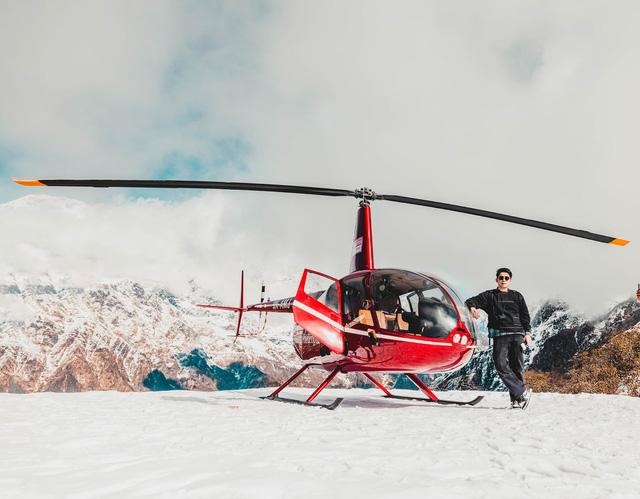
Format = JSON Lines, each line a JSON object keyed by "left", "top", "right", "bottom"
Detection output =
{"left": 233, "top": 271, "right": 245, "bottom": 342}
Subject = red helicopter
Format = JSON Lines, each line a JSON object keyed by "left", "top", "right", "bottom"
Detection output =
{"left": 14, "top": 178, "right": 628, "bottom": 409}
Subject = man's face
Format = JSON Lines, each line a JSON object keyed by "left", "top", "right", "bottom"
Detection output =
{"left": 496, "top": 273, "right": 511, "bottom": 291}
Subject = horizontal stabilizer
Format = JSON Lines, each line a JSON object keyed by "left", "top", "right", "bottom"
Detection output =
{"left": 196, "top": 304, "right": 245, "bottom": 312}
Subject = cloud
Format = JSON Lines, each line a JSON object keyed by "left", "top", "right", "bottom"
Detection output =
{"left": 0, "top": 193, "right": 305, "bottom": 304}
{"left": 0, "top": 1, "right": 264, "bottom": 188}
{"left": 1, "top": 1, "right": 639, "bottom": 312}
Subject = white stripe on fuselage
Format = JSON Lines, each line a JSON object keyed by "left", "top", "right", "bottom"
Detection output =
{"left": 292, "top": 300, "right": 476, "bottom": 348}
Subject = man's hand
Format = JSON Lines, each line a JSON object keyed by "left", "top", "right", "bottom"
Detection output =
{"left": 469, "top": 307, "right": 481, "bottom": 319}
{"left": 524, "top": 334, "right": 533, "bottom": 346}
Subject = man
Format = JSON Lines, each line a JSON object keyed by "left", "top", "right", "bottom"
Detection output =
{"left": 465, "top": 268, "right": 533, "bottom": 409}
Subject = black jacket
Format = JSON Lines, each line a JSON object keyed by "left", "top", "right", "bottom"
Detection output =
{"left": 465, "top": 289, "right": 531, "bottom": 335}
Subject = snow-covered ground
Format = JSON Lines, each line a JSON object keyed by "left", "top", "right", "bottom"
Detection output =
{"left": 1, "top": 389, "right": 639, "bottom": 499}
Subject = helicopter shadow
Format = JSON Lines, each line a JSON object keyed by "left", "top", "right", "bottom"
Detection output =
{"left": 159, "top": 392, "right": 421, "bottom": 410}
{"left": 161, "top": 395, "right": 222, "bottom": 406}
{"left": 160, "top": 392, "right": 507, "bottom": 411}
{"left": 336, "top": 395, "right": 505, "bottom": 411}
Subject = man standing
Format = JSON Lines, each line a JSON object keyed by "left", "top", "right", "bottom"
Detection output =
{"left": 465, "top": 268, "right": 533, "bottom": 409}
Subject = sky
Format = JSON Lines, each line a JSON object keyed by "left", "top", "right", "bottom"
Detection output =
{"left": 1, "top": 0, "right": 639, "bottom": 314}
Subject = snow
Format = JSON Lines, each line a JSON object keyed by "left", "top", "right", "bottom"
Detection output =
{"left": 1, "top": 389, "right": 639, "bottom": 498}
{"left": 0, "top": 279, "right": 301, "bottom": 392}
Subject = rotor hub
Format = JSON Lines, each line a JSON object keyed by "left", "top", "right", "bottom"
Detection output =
{"left": 355, "top": 187, "right": 377, "bottom": 206}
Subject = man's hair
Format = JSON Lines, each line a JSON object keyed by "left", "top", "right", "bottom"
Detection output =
{"left": 496, "top": 267, "right": 512, "bottom": 278}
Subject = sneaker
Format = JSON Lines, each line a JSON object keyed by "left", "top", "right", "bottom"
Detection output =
{"left": 510, "top": 400, "right": 521, "bottom": 409}
{"left": 518, "top": 388, "right": 532, "bottom": 410}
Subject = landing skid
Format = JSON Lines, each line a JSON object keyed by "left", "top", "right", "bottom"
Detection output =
{"left": 264, "top": 367, "right": 483, "bottom": 410}
{"left": 363, "top": 372, "right": 483, "bottom": 407}
{"left": 383, "top": 394, "right": 484, "bottom": 406}
{"left": 261, "top": 395, "right": 344, "bottom": 410}
{"left": 263, "top": 364, "right": 344, "bottom": 409}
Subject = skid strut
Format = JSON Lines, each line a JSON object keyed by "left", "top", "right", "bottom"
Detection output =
{"left": 365, "top": 373, "right": 483, "bottom": 407}
{"left": 362, "top": 373, "right": 392, "bottom": 396}
{"left": 406, "top": 373, "right": 439, "bottom": 401}
{"left": 262, "top": 365, "right": 344, "bottom": 410}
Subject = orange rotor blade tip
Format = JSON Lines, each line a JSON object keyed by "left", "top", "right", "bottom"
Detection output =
{"left": 13, "top": 179, "right": 46, "bottom": 187}
{"left": 609, "top": 238, "right": 630, "bottom": 246}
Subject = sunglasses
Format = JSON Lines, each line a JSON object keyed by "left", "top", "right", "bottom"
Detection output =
{"left": 497, "top": 275, "right": 511, "bottom": 281}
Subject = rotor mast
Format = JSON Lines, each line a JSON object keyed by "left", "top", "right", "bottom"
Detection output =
{"left": 350, "top": 188, "right": 376, "bottom": 272}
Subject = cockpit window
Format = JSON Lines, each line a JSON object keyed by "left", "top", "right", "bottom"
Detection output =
{"left": 366, "top": 270, "right": 459, "bottom": 338}
{"left": 342, "top": 278, "right": 367, "bottom": 324}
{"left": 304, "top": 272, "right": 340, "bottom": 313}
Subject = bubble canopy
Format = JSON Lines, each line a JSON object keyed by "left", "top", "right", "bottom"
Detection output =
{"left": 341, "top": 269, "right": 476, "bottom": 340}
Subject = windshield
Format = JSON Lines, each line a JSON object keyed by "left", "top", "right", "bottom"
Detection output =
{"left": 426, "top": 275, "right": 477, "bottom": 342}
{"left": 342, "top": 269, "right": 460, "bottom": 339}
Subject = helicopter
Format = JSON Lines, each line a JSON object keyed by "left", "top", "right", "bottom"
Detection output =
{"left": 14, "top": 178, "right": 629, "bottom": 409}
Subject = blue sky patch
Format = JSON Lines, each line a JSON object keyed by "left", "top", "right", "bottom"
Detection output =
{"left": 0, "top": 142, "right": 21, "bottom": 175}
{"left": 0, "top": 142, "right": 27, "bottom": 202}
{"left": 157, "top": 137, "right": 250, "bottom": 179}
{"left": 127, "top": 136, "right": 252, "bottom": 201}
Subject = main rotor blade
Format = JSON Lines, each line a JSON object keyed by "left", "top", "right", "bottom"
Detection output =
{"left": 379, "top": 194, "right": 628, "bottom": 246}
{"left": 13, "top": 178, "right": 628, "bottom": 245}
{"left": 12, "top": 179, "right": 355, "bottom": 198}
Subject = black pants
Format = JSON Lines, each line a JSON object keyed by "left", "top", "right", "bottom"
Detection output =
{"left": 492, "top": 334, "right": 526, "bottom": 401}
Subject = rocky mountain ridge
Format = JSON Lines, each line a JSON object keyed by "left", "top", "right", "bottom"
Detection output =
{"left": 2, "top": 277, "right": 639, "bottom": 394}
{"left": 0, "top": 278, "right": 302, "bottom": 392}
{"left": 437, "top": 298, "right": 640, "bottom": 392}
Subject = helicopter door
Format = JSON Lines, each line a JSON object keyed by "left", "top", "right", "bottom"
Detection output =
{"left": 293, "top": 269, "right": 345, "bottom": 354}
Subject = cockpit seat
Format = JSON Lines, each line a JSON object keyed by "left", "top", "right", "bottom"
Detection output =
{"left": 358, "top": 309, "right": 387, "bottom": 329}
{"left": 391, "top": 312, "right": 409, "bottom": 331}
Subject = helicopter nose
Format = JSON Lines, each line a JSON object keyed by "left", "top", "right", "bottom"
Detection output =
{"left": 451, "top": 325, "right": 472, "bottom": 345}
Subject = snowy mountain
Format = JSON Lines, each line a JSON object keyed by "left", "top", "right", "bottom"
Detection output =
{"left": 2, "top": 276, "right": 639, "bottom": 394}
{"left": 0, "top": 277, "right": 308, "bottom": 393}
{"left": 437, "top": 298, "right": 640, "bottom": 391}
